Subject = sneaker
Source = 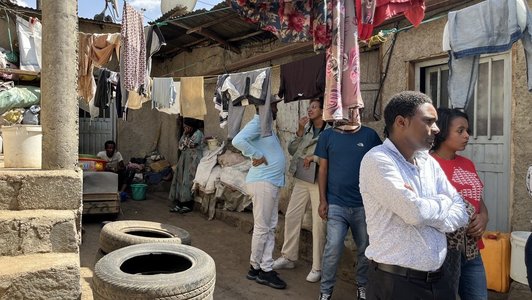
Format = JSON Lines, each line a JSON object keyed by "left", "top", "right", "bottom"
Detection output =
{"left": 246, "top": 265, "right": 260, "bottom": 280}
{"left": 256, "top": 270, "right": 287, "bottom": 289}
{"left": 318, "top": 293, "right": 331, "bottom": 300}
{"left": 357, "top": 286, "right": 366, "bottom": 300}
{"left": 272, "top": 257, "right": 295, "bottom": 270}
{"left": 306, "top": 269, "right": 321, "bottom": 283}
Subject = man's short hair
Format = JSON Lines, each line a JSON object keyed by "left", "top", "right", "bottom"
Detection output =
{"left": 104, "top": 140, "right": 116, "bottom": 148}
{"left": 383, "top": 91, "right": 433, "bottom": 137}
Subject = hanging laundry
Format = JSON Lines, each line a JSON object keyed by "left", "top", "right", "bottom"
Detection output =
{"left": 152, "top": 77, "right": 176, "bottom": 109}
{"left": 230, "top": 0, "right": 331, "bottom": 52}
{"left": 121, "top": 2, "right": 146, "bottom": 92}
{"left": 77, "top": 32, "right": 121, "bottom": 103}
{"left": 16, "top": 16, "right": 42, "bottom": 72}
{"left": 158, "top": 81, "right": 181, "bottom": 115}
{"left": 116, "top": 76, "right": 123, "bottom": 118}
{"left": 446, "top": 0, "right": 532, "bottom": 109}
{"left": 90, "top": 33, "right": 120, "bottom": 68}
{"left": 180, "top": 76, "right": 207, "bottom": 120}
{"left": 78, "top": 33, "right": 96, "bottom": 103}
{"left": 214, "top": 74, "right": 230, "bottom": 128}
{"left": 94, "top": 68, "right": 112, "bottom": 109}
{"left": 145, "top": 25, "right": 166, "bottom": 77}
{"left": 324, "top": 0, "right": 363, "bottom": 125}
{"left": 219, "top": 67, "right": 274, "bottom": 138}
{"left": 125, "top": 89, "right": 148, "bottom": 110}
{"left": 278, "top": 53, "right": 325, "bottom": 102}
{"left": 356, "top": 0, "right": 426, "bottom": 41}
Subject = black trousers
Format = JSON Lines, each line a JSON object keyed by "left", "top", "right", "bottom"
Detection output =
{"left": 366, "top": 263, "right": 456, "bottom": 300}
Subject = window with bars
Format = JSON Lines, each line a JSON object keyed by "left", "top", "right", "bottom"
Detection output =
{"left": 417, "top": 54, "right": 509, "bottom": 139}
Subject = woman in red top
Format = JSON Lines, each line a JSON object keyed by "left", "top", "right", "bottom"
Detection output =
{"left": 431, "top": 108, "right": 489, "bottom": 300}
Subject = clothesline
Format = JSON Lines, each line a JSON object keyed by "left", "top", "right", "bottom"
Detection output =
{"left": 0, "top": 3, "right": 36, "bottom": 23}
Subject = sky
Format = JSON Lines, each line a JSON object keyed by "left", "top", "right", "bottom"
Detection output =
{"left": 15, "top": 0, "right": 221, "bottom": 23}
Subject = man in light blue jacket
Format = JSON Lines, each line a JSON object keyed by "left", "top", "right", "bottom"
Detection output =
{"left": 232, "top": 101, "right": 287, "bottom": 289}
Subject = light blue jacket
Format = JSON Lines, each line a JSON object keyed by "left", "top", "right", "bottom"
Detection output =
{"left": 232, "top": 115, "right": 285, "bottom": 187}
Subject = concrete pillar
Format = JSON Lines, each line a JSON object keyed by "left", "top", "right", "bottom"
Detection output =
{"left": 41, "top": 0, "right": 79, "bottom": 170}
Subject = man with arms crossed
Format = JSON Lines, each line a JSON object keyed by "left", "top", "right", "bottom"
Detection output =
{"left": 359, "top": 91, "right": 471, "bottom": 300}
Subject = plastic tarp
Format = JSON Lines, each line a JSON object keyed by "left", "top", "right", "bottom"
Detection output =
{"left": 0, "top": 86, "right": 40, "bottom": 115}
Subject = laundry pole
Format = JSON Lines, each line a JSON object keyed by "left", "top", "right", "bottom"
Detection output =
{"left": 41, "top": 0, "right": 79, "bottom": 170}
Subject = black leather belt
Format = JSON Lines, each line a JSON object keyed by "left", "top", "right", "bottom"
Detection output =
{"left": 371, "top": 261, "right": 443, "bottom": 283}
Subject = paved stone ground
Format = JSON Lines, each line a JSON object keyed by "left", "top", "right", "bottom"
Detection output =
{"left": 79, "top": 191, "right": 530, "bottom": 299}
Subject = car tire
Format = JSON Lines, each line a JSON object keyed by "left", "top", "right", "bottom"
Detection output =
{"left": 92, "top": 243, "right": 215, "bottom": 300}
{"left": 99, "top": 220, "right": 191, "bottom": 254}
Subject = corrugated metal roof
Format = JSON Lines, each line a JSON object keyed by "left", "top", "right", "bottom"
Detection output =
{"left": 152, "top": 3, "right": 275, "bottom": 58}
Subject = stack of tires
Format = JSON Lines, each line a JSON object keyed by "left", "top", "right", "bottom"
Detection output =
{"left": 92, "top": 221, "right": 215, "bottom": 300}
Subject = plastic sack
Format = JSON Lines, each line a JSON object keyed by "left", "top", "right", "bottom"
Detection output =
{"left": 22, "top": 104, "right": 40, "bottom": 125}
{"left": 2, "top": 108, "right": 24, "bottom": 125}
{"left": 0, "top": 86, "right": 40, "bottom": 115}
{"left": 16, "top": 16, "right": 42, "bottom": 72}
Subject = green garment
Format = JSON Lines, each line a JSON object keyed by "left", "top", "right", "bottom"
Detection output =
{"left": 169, "top": 129, "right": 204, "bottom": 204}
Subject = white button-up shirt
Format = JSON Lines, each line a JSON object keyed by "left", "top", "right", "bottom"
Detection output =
{"left": 360, "top": 139, "right": 470, "bottom": 271}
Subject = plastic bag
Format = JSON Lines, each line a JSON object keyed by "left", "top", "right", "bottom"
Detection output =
{"left": 22, "top": 104, "right": 40, "bottom": 125}
{"left": 2, "top": 108, "right": 24, "bottom": 125}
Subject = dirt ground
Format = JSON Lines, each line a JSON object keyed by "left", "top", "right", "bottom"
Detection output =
{"left": 79, "top": 191, "right": 529, "bottom": 300}
{"left": 80, "top": 191, "right": 356, "bottom": 299}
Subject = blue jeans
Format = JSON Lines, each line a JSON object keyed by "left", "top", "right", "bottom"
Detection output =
{"left": 320, "top": 204, "right": 369, "bottom": 295}
{"left": 444, "top": 249, "right": 488, "bottom": 300}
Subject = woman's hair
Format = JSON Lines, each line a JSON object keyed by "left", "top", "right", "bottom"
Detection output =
{"left": 183, "top": 117, "right": 204, "bottom": 132}
{"left": 309, "top": 97, "right": 324, "bottom": 109}
{"left": 432, "top": 108, "right": 469, "bottom": 151}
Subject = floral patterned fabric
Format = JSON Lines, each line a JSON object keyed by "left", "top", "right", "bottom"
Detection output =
{"left": 230, "top": 0, "right": 332, "bottom": 51}
{"left": 121, "top": 2, "right": 146, "bottom": 92}
{"left": 323, "top": 0, "right": 363, "bottom": 124}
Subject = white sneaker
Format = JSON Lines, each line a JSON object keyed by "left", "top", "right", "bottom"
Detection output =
{"left": 272, "top": 257, "right": 295, "bottom": 270}
{"left": 306, "top": 269, "right": 321, "bottom": 282}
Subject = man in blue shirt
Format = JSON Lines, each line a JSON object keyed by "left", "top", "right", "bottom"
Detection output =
{"left": 315, "top": 124, "right": 382, "bottom": 300}
{"left": 232, "top": 102, "right": 287, "bottom": 289}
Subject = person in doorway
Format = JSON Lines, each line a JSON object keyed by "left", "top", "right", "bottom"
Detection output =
{"left": 97, "top": 140, "right": 129, "bottom": 200}
{"left": 232, "top": 100, "right": 287, "bottom": 289}
{"left": 431, "top": 108, "right": 489, "bottom": 300}
{"left": 169, "top": 117, "right": 204, "bottom": 213}
{"left": 359, "top": 91, "right": 471, "bottom": 300}
{"left": 315, "top": 113, "right": 382, "bottom": 300}
{"left": 273, "top": 98, "right": 330, "bottom": 283}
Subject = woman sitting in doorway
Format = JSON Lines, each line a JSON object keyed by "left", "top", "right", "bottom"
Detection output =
{"left": 169, "top": 117, "right": 205, "bottom": 213}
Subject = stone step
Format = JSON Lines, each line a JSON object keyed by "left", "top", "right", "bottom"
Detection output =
{"left": 0, "top": 210, "right": 79, "bottom": 256}
{"left": 0, "top": 169, "right": 82, "bottom": 210}
{"left": 0, "top": 252, "right": 80, "bottom": 300}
